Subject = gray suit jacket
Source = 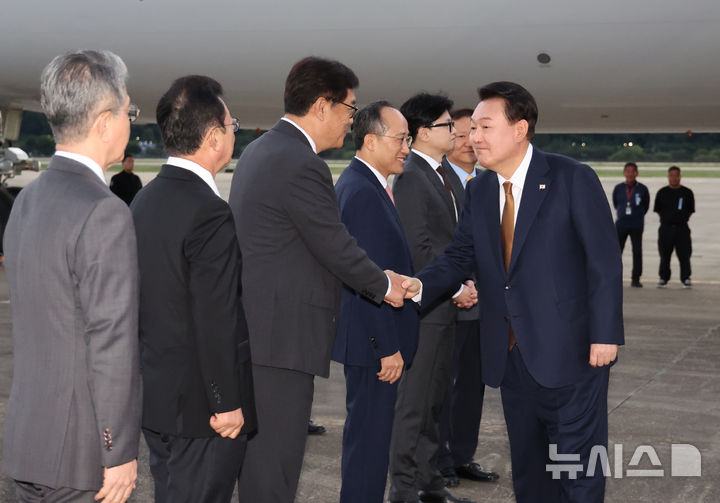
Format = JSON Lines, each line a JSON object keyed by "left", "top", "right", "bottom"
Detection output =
{"left": 2, "top": 155, "right": 141, "bottom": 490}
{"left": 393, "top": 151, "right": 458, "bottom": 324}
{"left": 229, "top": 120, "right": 388, "bottom": 377}
{"left": 441, "top": 158, "right": 480, "bottom": 321}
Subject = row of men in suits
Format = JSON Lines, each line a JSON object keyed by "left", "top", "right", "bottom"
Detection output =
{"left": 327, "top": 84, "right": 625, "bottom": 503}
{"left": 2, "top": 51, "right": 260, "bottom": 503}
{"left": 2, "top": 52, "right": 419, "bottom": 503}
{"left": 2, "top": 49, "right": 624, "bottom": 503}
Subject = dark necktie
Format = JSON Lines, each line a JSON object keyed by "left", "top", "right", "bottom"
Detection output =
{"left": 501, "top": 181, "right": 516, "bottom": 350}
{"left": 436, "top": 165, "right": 457, "bottom": 221}
{"left": 436, "top": 165, "right": 454, "bottom": 197}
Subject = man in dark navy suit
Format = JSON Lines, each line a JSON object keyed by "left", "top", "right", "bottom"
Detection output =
{"left": 409, "top": 82, "right": 624, "bottom": 503}
{"left": 333, "top": 101, "right": 419, "bottom": 503}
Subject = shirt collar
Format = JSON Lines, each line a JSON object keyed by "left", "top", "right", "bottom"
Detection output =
{"left": 281, "top": 117, "right": 317, "bottom": 154}
{"left": 166, "top": 156, "right": 221, "bottom": 198}
{"left": 446, "top": 158, "right": 476, "bottom": 188}
{"left": 412, "top": 148, "right": 441, "bottom": 170}
{"left": 496, "top": 143, "right": 533, "bottom": 190}
{"left": 54, "top": 151, "right": 106, "bottom": 185}
{"left": 354, "top": 156, "right": 388, "bottom": 188}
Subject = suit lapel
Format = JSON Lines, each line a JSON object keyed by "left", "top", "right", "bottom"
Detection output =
{"left": 509, "top": 150, "right": 550, "bottom": 274}
{"left": 412, "top": 153, "right": 456, "bottom": 223}
{"left": 480, "top": 172, "right": 504, "bottom": 272}
{"left": 350, "top": 159, "right": 404, "bottom": 231}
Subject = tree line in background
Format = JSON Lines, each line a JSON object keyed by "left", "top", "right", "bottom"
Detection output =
{"left": 16, "top": 111, "right": 720, "bottom": 162}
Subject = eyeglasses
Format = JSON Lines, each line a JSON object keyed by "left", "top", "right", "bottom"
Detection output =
{"left": 425, "top": 120, "right": 455, "bottom": 132}
{"left": 375, "top": 134, "right": 413, "bottom": 149}
{"left": 224, "top": 117, "right": 240, "bottom": 133}
{"left": 128, "top": 103, "right": 140, "bottom": 123}
{"left": 328, "top": 97, "right": 359, "bottom": 118}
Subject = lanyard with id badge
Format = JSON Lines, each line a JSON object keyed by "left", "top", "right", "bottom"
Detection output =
{"left": 625, "top": 184, "right": 636, "bottom": 215}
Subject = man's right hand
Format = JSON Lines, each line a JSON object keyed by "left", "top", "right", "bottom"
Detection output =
{"left": 384, "top": 270, "right": 407, "bottom": 307}
{"left": 94, "top": 460, "right": 137, "bottom": 503}
{"left": 209, "top": 407, "right": 245, "bottom": 439}
{"left": 377, "top": 350, "right": 404, "bottom": 384}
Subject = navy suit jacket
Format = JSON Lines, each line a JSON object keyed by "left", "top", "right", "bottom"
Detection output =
{"left": 419, "top": 147, "right": 624, "bottom": 388}
{"left": 333, "top": 159, "right": 419, "bottom": 367}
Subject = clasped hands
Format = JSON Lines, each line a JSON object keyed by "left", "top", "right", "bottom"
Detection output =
{"left": 384, "top": 270, "right": 422, "bottom": 307}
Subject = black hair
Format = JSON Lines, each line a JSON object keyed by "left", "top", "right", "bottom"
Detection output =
{"left": 352, "top": 100, "right": 393, "bottom": 150}
{"left": 284, "top": 56, "right": 359, "bottom": 116}
{"left": 156, "top": 75, "right": 226, "bottom": 156}
{"left": 477, "top": 81, "right": 538, "bottom": 140}
{"left": 399, "top": 93, "right": 454, "bottom": 140}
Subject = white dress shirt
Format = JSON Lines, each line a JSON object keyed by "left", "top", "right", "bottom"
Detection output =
{"left": 166, "top": 156, "right": 221, "bottom": 198}
{"left": 54, "top": 151, "right": 106, "bottom": 185}
{"left": 281, "top": 117, "right": 318, "bottom": 154}
{"left": 496, "top": 144, "right": 534, "bottom": 225}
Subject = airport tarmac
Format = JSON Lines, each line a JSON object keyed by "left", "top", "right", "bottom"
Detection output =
{"left": 0, "top": 170, "right": 718, "bottom": 502}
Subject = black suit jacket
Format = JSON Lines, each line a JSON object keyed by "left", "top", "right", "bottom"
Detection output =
{"left": 229, "top": 120, "right": 388, "bottom": 377}
{"left": 131, "top": 165, "right": 256, "bottom": 437}
{"left": 110, "top": 169, "right": 142, "bottom": 205}
{"left": 393, "top": 151, "right": 458, "bottom": 323}
{"left": 441, "top": 157, "right": 480, "bottom": 322}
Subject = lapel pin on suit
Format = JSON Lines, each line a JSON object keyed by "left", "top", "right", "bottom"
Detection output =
{"left": 539, "top": 184, "right": 546, "bottom": 190}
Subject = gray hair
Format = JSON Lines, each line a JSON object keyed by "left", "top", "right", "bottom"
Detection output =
{"left": 40, "top": 49, "right": 128, "bottom": 144}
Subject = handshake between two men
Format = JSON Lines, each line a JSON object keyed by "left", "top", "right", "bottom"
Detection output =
{"left": 383, "top": 271, "right": 478, "bottom": 310}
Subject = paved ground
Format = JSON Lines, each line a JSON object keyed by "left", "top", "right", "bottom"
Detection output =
{"left": 0, "top": 171, "right": 718, "bottom": 502}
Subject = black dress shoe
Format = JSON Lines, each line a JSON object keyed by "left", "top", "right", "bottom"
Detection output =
{"left": 455, "top": 462, "right": 500, "bottom": 482}
{"left": 418, "top": 488, "right": 475, "bottom": 503}
{"left": 307, "top": 419, "right": 326, "bottom": 435}
{"left": 441, "top": 468, "right": 460, "bottom": 488}
{"left": 631, "top": 279, "right": 643, "bottom": 288}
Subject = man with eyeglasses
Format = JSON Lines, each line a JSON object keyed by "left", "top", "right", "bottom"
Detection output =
{"left": 229, "top": 57, "right": 415, "bottom": 502}
{"left": 332, "top": 101, "right": 419, "bottom": 503}
{"left": 388, "top": 93, "right": 477, "bottom": 503}
{"left": 408, "top": 81, "right": 623, "bottom": 503}
{"left": 3, "top": 50, "right": 141, "bottom": 503}
{"left": 130, "top": 75, "right": 256, "bottom": 503}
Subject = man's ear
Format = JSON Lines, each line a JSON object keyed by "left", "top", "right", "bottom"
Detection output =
{"left": 95, "top": 110, "right": 113, "bottom": 142}
{"left": 514, "top": 119, "right": 529, "bottom": 142}
{"left": 310, "top": 96, "right": 329, "bottom": 122}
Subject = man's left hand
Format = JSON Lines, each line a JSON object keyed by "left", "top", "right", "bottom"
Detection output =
{"left": 589, "top": 344, "right": 618, "bottom": 367}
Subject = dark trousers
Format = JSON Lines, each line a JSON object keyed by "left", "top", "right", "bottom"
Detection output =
{"left": 438, "top": 320, "right": 485, "bottom": 472}
{"left": 340, "top": 364, "right": 399, "bottom": 503}
{"left": 143, "top": 428, "right": 247, "bottom": 503}
{"left": 236, "top": 364, "right": 315, "bottom": 503}
{"left": 501, "top": 347, "right": 609, "bottom": 503}
{"left": 617, "top": 226, "right": 643, "bottom": 281}
{"left": 15, "top": 482, "right": 95, "bottom": 503}
{"left": 388, "top": 321, "right": 455, "bottom": 501}
{"left": 658, "top": 223, "right": 692, "bottom": 282}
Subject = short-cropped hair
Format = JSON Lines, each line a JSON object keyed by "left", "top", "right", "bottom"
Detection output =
{"left": 451, "top": 108, "right": 474, "bottom": 121}
{"left": 624, "top": 162, "right": 638, "bottom": 170}
{"left": 284, "top": 57, "right": 359, "bottom": 116}
{"left": 400, "top": 93, "right": 454, "bottom": 140}
{"left": 156, "top": 75, "right": 227, "bottom": 156}
{"left": 478, "top": 81, "right": 538, "bottom": 140}
{"left": 40, "top": 49, "right": 128, "bottom": 144}
{"left": 668, "top": 165, "right": 681, "bottom": 173}
{"left": 352, "top": 101, "right": 392, "bottom": 150}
